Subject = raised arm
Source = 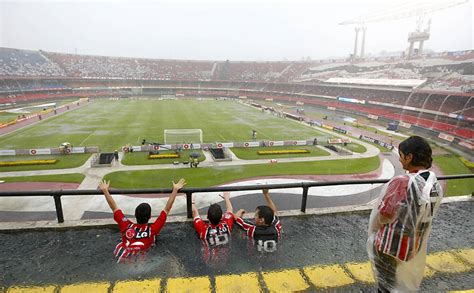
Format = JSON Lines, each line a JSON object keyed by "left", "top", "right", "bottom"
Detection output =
{"left": 191, "top": 195, "right": 199, "bottom": 218}
{"left": 262, "top": 189, "right": 278, "bottom": 214}
{"left": 163, "top": 178, "right": 186, "bottom": 214}
{"left": 98, "top": 180, "right": 119, "bottom": 212}
{"left": 222, "top": 192, "right": 233, "bottom": 213}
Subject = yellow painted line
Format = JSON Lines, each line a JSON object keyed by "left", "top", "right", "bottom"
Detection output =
{"left": 113, "top": 278, "right": 160, "bottom": 292}
{"left": 7, "top": 286, "right": 56, "bottom": 293}
{"left": 345, "top": 261, "right": 375, "bottom": 283}
{"left": 261, "top": 269, "right": 309, "bottom": 292}
{"left": 61, "top": 282, "right": 110, "bottom": 293}
{"left": 215, "top": 272, "right": 260, "bottom": 293}
{"left": 304, "top": 264, "right": 355, "bottom": 288}
{"left": 448, "top": 290, "right": 474, "bottom": 293}
{"left": 426, "top": 251, "right": 471, "bottom": 273}
{"left": 454, "top": 249, "right": 474, "bottom": 266}
{"left": 166, "top": 276, "right": 211, "bottom": 293}
{"left": 5, "top": 248, "right": 474, "bottom": 293}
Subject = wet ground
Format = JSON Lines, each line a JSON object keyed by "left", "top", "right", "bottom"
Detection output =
{"left": 0, "top": 201, "right": 472, "bottom": 291}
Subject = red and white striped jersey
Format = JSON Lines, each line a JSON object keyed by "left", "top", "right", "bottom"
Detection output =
{"left": 374, "top": 171, "right": 442, "bottom": 261}
{"left": 193, "top": 211, "right": 234, "bottom": 244}
{"left": 113, "top": 209, "right": 167, "bottom": 263}
{"left": 236, "top": 215, "right": 281, "bottom": 240}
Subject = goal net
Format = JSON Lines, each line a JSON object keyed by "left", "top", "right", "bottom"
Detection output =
{"left": 164, "top": 129, "right": 203, "bottom": 144}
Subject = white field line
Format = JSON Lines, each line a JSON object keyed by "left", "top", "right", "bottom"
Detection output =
{"left": 79, "top": 131, "right": 95, "bottom": 146}
{"left": 137, "top": 136, "right": 141, "bottom": 144}
{"left": 252, "top": 127, "right": 271, "bottom": 139}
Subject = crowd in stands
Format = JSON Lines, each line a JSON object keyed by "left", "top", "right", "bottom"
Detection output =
{"left": 1, "top": 47, "right": 472, "bottom": 89}
{"left": 45, "top": 52, "right": 214, "bottom": 80}
{"left": 0, "top": 48, "right": 66, "bottom": 77}
{"left": 0, "top": 47, "right": 472, "bottom": 139}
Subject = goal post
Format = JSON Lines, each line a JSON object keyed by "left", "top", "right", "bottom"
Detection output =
{"left": 164, "top": 129, "right": 203, "bottom": 144}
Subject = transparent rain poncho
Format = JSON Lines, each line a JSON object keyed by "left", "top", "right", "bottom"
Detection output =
{"left": 367, "top": 170, "right": 443, "bottom": 292}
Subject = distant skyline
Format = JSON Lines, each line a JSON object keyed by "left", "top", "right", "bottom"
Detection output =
{"left": 1, "top": 0, "right": 472, "bottom": 61}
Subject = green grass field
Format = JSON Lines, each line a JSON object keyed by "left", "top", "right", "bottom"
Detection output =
{"left": 344, "top": 143, "right": 367, "bottom": 153}
{"left": 230, "top": 145, "right": 330, "bottom": 160}
{"left": 433, "top": 155, "right": 474, "bottom": 196}
{"left": 0, "top": 99, "right": 77, "bottom": 123}
{"left": 0, "top": 154, "right": 91, "bottom": 172}
{"left": 122, "top": 150, "right": 205, "bottom": 165}
{"left": 0, "top": 173, "right": 85, "bottom": 183}
{"left": 105, "top": 156, "right": 380, "bottom": 188}
{"left": 0, "top": 99, "right": 327, "bottom": 152}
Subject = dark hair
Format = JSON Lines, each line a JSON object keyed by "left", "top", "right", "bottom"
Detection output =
{"left": 399, "top": 136, "right": 432, "bottom": 168}
{"left": 135, "top": 203, "right": 151, "bottom": 224}
{"left": 207, "top": 204, "right": 223, "bottom": 225}
{"left": 256, "top": 205, "right": 274, "bottom": 225}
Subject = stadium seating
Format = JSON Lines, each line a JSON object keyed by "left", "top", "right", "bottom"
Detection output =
{"left": 0, "top": 47, "right": 472, "bottom": 140}
{"left": 0, "top": 48, "right": 66, "bottom": 77}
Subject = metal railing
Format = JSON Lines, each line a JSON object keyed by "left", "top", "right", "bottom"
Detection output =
{"left": 0, "top": 174, "right": 472, "bottom": 223}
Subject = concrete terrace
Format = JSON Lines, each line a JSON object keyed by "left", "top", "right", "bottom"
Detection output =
{"left": 0, "top": 200, "right": 472, "bottom": 292}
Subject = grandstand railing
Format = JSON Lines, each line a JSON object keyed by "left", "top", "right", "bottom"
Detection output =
{"left": 0, "top": 174, "right": 472, "bottom": 223}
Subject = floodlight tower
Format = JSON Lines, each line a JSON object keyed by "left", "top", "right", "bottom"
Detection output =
{"left": 339, "top": 0, "right": 470, "bottom": 61}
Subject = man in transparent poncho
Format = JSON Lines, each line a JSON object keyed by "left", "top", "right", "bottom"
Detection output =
{"left": 367, "top": 136, "right": 443, "bottom": 292}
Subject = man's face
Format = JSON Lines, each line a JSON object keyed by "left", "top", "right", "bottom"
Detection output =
{"left": 398, "top": 151, "right": 412, "bottom": 170}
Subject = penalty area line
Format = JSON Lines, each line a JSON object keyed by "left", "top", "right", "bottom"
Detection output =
{"left": 79, "top": 131, "right": 95, "bottom": 146}
{"left": 252, "top": 127, "right": 271, "bottom": 139}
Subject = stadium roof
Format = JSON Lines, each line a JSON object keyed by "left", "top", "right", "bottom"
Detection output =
{"left": 325, "top": 77, "right": 427, "bottom": 88}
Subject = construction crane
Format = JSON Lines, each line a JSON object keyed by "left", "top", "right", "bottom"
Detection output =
{"left": 339, "top": 0, "right": 470, "bottom": 61}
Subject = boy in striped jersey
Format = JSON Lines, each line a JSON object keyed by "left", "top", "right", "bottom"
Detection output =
{"left": 235, "top": 189, "right": 282, "bottom": 253}
{"left": 98, "top": 178, "right": 186, "bottom": 263}
{"left": 367, "top": 136, "right": 443, "bottom": 292}
{"left": 192, "top": 192, "right": 234, "bottom": 264}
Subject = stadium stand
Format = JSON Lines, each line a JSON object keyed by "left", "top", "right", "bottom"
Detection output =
{"left": 0, "top": 47, "right": 472, "bottom": 141}
{"left": 0, "top": 48, "right": 66, "bottom": 77}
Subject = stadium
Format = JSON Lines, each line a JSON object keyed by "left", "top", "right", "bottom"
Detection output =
{"left": 0, "top": 1, "right": 473, "bottom": 292}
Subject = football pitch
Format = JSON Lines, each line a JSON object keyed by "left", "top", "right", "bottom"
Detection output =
{"left": 0, "top": 99, "right": 329, "bottom": 151}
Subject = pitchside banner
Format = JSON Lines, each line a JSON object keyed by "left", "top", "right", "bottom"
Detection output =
{"left": 243, "top": 142, "right": 259, "bottom": 147}
{"left": 368, "top": 114, "right": 379, "bottom": 120}
{"left": 216, "top": 142, "right": 234, "bottom": 148}
{"left": 333, "top": 127, "right": 347, "bottom": 134}
{"left": 322, "top": 125, "right": 334, "bottom": 131}
{"left": 131, "top": 146, "right": 142, "bottom": 152}
{"left": 29, "top": 148, "right": 51, "bottom": 155}
{"left": 71, "top": 147, "right": 85, "bottom": 154}
{"left": 294, "top": 140, "right": 307, "bottom": 146}
{"left": 438, "top": 133, "right": 455, "bottom": 142}
{"left": 359, "top": 135, "right": 394, "bottom": 150}
{"left": 399, "top": 122, "right": 411, "bottom": 128}
{"left": 328, "top": 138, "right": 343, "bottom": 144}
{"left": 268, "top": 141, "right": 284, "bottom": 147}
{"left": 182, "top": 143, "right": 201, "bottom": 150}
{"left": 0, "top": 150, "right": 15, "bottom": 156}
{"left": 459, "top": 141, "right": 473, "bottom": 150}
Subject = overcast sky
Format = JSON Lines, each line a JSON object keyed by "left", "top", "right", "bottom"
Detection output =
{"left": 0, "top": 0, "right": 472, "bottom": 61}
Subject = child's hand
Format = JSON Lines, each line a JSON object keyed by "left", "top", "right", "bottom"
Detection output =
{"left": 98, "top": 180, "right": 110, "bottom": 192}
{"left": 222, "top": 192, "right": 230, "bottom": 200}
{"left": 173, "top": 178, "right": 186, "bottom": 191}
{"left": 235, "top": 209, "right": 246, "bottom": 218}
{"left": 262, "top": 189, "right": 269, "bottom": 196}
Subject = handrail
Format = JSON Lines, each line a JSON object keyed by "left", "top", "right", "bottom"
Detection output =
{"left": 0, "top": 174, "right": 472, "bottom": 223}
